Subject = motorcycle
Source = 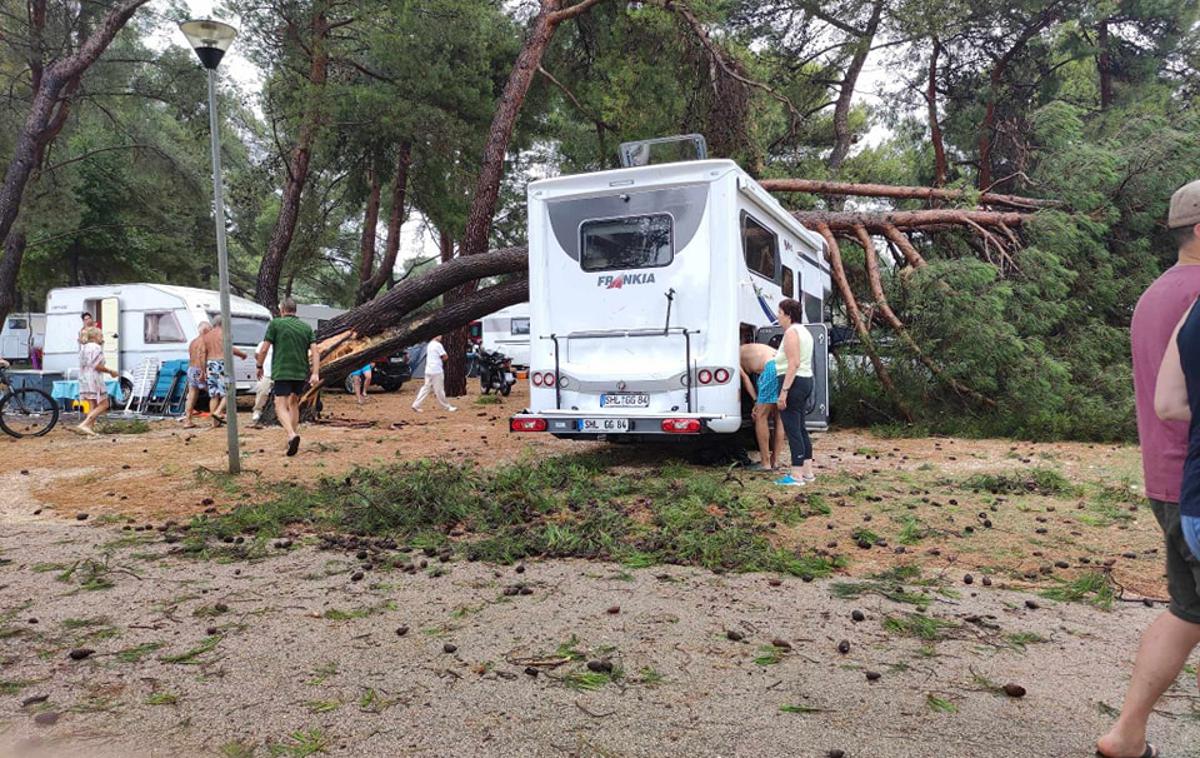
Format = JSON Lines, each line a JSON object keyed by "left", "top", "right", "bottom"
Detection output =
{"left": 478, "top": 347, "right": 516, "bottom": 396}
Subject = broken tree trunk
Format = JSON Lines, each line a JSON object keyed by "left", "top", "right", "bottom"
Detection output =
{"left": 306, "top": 278, "right": 529, "bottom": 405}
{"left": 853, "top": 225, "right": 995, "bottom": 408}
{"left": 761, "top": 180, "right": 1058, "bottom": 211}
{"left": 814, "top": 222, "right": 911, "bottom": 422}
{"left": 793, "top": 208, "right": 1031, "bottom": 233}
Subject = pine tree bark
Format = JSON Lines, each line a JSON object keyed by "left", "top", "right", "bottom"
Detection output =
{"left": 0, "top": 232, "right": 27, "bottom": 328}
{"left": 254, "top": 5, "right": 331, "bottom": 314}
{"left": 827, "top": 0, "right": 883, "bottom": 176}
{"left": 927, "top": 38, "right": 948, "bottom": 188}
{"left": 760, "top": 179, "right": 1057, "bottom": 210}
{"left": 354, "top": 165, "right": 382, "bottom": 301}
{"left": 1097, "top": 19, "right": 1113, "bottom": 110}
{"left": 356, "top": 142, "right": 411, "bottom": 305}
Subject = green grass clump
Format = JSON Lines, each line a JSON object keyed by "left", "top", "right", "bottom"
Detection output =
{"left": 882, "top": 613, "right": 960, "bottom": 641}
{"left": 1006, "top": 632, "right": 1048, "bottom": 651}
{"left": 269, "top": 729, "right": 329, "bottom": 757}
{"left": 159, "top": 635, "right": 221, "bottom": 665}
{"left": 191, "top": 454, "right": 836, "bottom": 578}
{"left": 1039, "top": 572, "right": 1116, "bottom": 609}
{"left": 926, "top": 694, "right": 958, "bottom": 713}
{"left": 962, "top": 468, "right": 1075, "bottom": 496}
{"left": 779, "top": 703, "right": 822, "bottom": 714}
{"left": 116, "top": 642, "right": 164, "bottom": 663}
{"left": 96, "top": 419, "right": 151, "bottom": 434}
{"left": 145, "top": 692, "right": 178, "bottom": 706}
{"left": 475, "top": 395, "right": 502, "bottom": 405}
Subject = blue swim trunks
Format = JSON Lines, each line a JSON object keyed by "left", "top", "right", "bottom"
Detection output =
{"left": 756, "top": 362, "right": 780, "bottom": 405}
{"left": 1183, "top": 514, "right": 1200, "bottom": 562}
{"left": 350, "top": 364, "right": 372, "bottom": 377}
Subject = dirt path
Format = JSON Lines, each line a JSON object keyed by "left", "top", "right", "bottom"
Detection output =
{"left": 1, "top": 515, "right": 1198, "bottom": 757}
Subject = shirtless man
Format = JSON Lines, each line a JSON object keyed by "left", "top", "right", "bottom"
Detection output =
{"left": 740, "top": 342, "right": 785, "bottom": 470}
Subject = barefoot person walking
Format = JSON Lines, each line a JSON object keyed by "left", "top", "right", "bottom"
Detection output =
{"left": 76, "top": 327, "right": 118, "bottom": 436}
{"left": 182, "top": 321, "right": 211, "bottom": 429}
{"left": 202, "top": 315, "right": 247, "bottom": 428}
{"left": 256, "top": 298, "right": 320, "bottom": 456}
{"left": 1097, "top": 180, "right": 1200, "bottom": 758}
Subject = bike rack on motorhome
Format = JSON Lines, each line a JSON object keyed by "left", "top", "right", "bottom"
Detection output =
{"left": 511, "top": 136, "right": 831, "bottom": 441}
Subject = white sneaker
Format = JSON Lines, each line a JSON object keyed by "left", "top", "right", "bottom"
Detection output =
{"left": 411, "top": 405, "right": 422, "bottom": 413}
{"left": 446, "top": 406, "right": 457, "bottom": 412}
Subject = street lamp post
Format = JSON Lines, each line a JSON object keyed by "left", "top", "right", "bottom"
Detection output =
{"left": 180, "top": 19, "right": 241, "bottom": 474}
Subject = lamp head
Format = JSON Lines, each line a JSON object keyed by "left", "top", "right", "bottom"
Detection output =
{"left": 180, "top": 19, "right": 237, "bottom": 70}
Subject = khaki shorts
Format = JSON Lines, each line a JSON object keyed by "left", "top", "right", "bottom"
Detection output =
{"left": 1150, "top": 499, "right": 1200, "bottom": 625}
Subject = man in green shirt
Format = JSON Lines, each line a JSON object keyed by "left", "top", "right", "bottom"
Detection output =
{"left": 256, "top": 297, "right": 320, "bottom": 456}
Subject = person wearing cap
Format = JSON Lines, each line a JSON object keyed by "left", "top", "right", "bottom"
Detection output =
{"left": 1097, "top": 180, "right": 1200, "bottom": 758}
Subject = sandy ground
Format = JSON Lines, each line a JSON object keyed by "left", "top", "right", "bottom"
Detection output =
{"left": 0, "top": 384, "right": 1198, "bottom": 756}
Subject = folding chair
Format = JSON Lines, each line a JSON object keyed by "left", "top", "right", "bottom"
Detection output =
{"left": 123, "top": 358, "right": 160, "bottom": 415}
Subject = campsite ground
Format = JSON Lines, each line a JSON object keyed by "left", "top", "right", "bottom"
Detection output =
{"left": 0, "top": 384, "right": 1197, "bottom": 757}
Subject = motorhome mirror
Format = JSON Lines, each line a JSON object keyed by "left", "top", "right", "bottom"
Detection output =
{"left": 618, "top": 134, "right": 708, "bottom": 168}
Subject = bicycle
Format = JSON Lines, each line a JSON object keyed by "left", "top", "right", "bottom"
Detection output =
{"left": 0, "top": 360, "right": 59, "bottom": 438}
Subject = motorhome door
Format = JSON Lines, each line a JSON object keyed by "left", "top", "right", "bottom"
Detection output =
{"left": 100, "top": 297, "right": 120, "bottom": 373}
{"left": 755, "top": 324, "right": 829, "bottom": 429}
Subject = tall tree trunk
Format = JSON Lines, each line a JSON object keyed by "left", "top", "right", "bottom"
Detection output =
{"left": 1097, "top": 19, "right": 1113, "bottom": 110}
{"left": 355, "top": 165, "right": 382, "bottom": 299}
{"left": 439, "top": 229, "right": 471, "bottom": 397}
{"left": 254, "top": 5, "right": 331, "bottom": 314}
{"left": 827, "top": 0, "right": 883, "bottom": 176}
{"left": 356, "top": 142, "right": 412, "bottom": 305}
{"left": 0, "top": 232, "right": 27, "bottom": 328}
{"left": 927, "top": 38, "right": 948, "bottom": 188}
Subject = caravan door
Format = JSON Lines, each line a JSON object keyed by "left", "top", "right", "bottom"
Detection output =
{"left": 100, "top": 297, "right": 120, "bottom": 373}
{"left": 1, "top": 315, "right": 30, "bottom": 361}
{"left": 755, "top": 323, "right": 829, "bottom": 430}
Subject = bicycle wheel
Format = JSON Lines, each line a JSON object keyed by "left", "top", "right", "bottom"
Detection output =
{"left": 0, "top": 388, "right": 59, "bottom": 438}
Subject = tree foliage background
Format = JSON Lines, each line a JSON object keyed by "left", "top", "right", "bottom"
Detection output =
{"left": 2, "top": 0, "right": 1200, "bottom": 439}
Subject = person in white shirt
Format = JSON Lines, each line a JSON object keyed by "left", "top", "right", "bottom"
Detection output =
{"left": 412, "top": 336, "right": 456, "bottom": 412}
{"left": 249, "top": 340, "right": 273, "bottom": 427}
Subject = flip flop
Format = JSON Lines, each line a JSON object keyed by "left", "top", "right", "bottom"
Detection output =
{"left": 286, "top": 435, "right": 300, "bottom": 457}
{"left": 1097, "top": 743, "right": 1159, "bottom": 758}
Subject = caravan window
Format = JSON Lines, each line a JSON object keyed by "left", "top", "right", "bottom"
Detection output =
{"left": 580, "top": 214, "right": 673, "bottom": 272}
{"left": 209, "top": 313, "right": 270, "bottom": 346}
{"left": 144, "top": 312, "right": 186, "bottom": 343}
{"left": 511, "top": 317, "right": 530, "bottom": 336}
{"left": 742, "top": 214, "right": 778, "bottom": 281}
{"left": 782, "top": 267, "right": 795, "bottom": 298}
{"left": 7, "top": 318, "right": 27, "bottom": 330}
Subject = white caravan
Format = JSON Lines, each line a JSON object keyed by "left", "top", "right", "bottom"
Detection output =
{"left": 479, "top": 303, "right": 531, "bottom": 369}
{"left": 43, "top": 284, "right": 271, "bottom": 393}
{"left": 1, "top": 312, "right": 45, "bottom": 362}
{"left": 511, "top": 140, "right": 831, "bottom": 440}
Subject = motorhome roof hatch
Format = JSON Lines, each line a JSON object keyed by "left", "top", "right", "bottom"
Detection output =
{"left": 618, "top": 134, "right": 708, "bottom": 168}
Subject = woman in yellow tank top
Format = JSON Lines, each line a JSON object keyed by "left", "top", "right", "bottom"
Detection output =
{"left": 775, "top": 299, "right": 815, "bottom": 486}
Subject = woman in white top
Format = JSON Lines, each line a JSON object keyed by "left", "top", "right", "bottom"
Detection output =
{"left": 76, "top": 326, "right": 119, "bottom": 436}
{"left": 774, "top": 299, "right": 815, "bottom": 486}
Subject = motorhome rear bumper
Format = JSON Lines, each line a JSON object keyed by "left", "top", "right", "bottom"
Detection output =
{"left": 510, "top": 411, "right": 740, "bottom": 437}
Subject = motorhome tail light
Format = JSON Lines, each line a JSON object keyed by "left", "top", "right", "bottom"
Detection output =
{"left": 559, "top": 376, "right": 569, "bottom": 388}
{"left": 662, "top": 418, "right": 702, "bottom": 434}
{"left": 531, "top": 372, "right": 544, "bottom": 387}
{"left": 511, "top": 418, "right": 548, "bottom": 432}
{"left": 543, "top": 373, "right": 557, "bottom": 388}
{"left": 697, "top": 369, "right": 713, "bottom": 385}
{"left": 714, "top": 368, "right": 731, "bottom": 384}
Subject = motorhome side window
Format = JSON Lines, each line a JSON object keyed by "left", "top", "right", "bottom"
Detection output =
{"left": 742, "top": 214, "right": 778, "bottom": 281}
{"left": 782, "top": 267, "right": 795, "bottom": 298}
{"left": 511, "top": 318, "right": 530, "bottom": 336}
{"left": 144, "top": 311, "right": 186, "bottom": 343}
{"left": 8, "top": 318, "right": 27, "bottom": 330}
{"left": 580, "top": 214, "right": 673, "bottom": 272}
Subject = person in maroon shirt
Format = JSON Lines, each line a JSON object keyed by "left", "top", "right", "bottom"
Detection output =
{"left": 1098, "top": 180, "right": 1200, "bottom": 758}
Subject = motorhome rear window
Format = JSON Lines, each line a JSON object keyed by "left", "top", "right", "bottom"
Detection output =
{"left": 742, "top": 214, "right": 778, "bottom": 281}
{"left": 511, "top": 318, "right": 530, "bottom": 336}
{"left": 580, "top": 214, "right": 673, "bottom": 272}
{"left": 144, "top": 311, "right": 186, "bottom": 343}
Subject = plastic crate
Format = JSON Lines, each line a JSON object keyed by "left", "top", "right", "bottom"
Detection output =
{"left": 6, "top": 370, "right": 64, "bottom": 395}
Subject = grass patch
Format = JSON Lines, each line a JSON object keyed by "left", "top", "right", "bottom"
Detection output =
{"left": 779, "top": 703, "right": 822, "bottom": 714}
{"left": 961, "top": 468, "right": 1075, "bottom": 496}
{"left": 1039, "top": 572, "right": 1116, "bottom": 609}
{"left": 145, "top": 692, "right": 178, "bottom": 706}
{"left": 61, "top": 617, "right": 109, "bottom": 630}
{"left": 563, "top": 668, "right": 622, "bottom": 691}
{"left": 637, "top": 667, "right": 665, "bottom": 686}
{"left": 897, "top": 517, "right": 928, "bottom": 545}
{"left": 830, "top": 567, "right": 932, "bottom": 608}
{"left": 191, "top": 455, "right": 836, "bottom": 577}
{"left": 475, "top": 395, "right": 502, "bottom": 405}
{"left": 269, "top": 729, "right": 329, "bottom": 757}
{"left": 926, "top": 694, "right": 958, "bottom": 713}
{"left": 882, "top": 613, "right": 960, "bottom": 641}
{"left": 304, "top": 699, "right": 340, "bottom": 714}
{"left": 220, "top": 742, "right": 257, "bottom": 758}
{"left": 306, "top": 662, "right": 338, "bottom": 686}
{"left": 96, "top": 419, "right": 151, "bottom": 434}
{"left": 1006, "top": 632, "right": 1048, "bottom": 651}
{"left": 0, "top": 680, "right": 34, "bottom": 695}
{"left": 116, "top": 642, "right": 163, "bottom": 663}
{"left": 159, "top": 635, "right": 221, "bottom": 665}
{"left": 55, "top": 559, "right": 118, "bottom": 592}
{"left": 754, "top": 645, "right": 785, "bottom": 666}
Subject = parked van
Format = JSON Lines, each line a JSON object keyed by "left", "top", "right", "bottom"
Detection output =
{"left": 43, "top": 284, "right": 271, "bottom": 393}
{"left": 479, "top": 303, "right": 531, "bottom": 369}
{"left": 510, "top": 136, "right": 831, "bottom": 441}
{"left": 1, "top": 312, "right": 45, "bottom": 362}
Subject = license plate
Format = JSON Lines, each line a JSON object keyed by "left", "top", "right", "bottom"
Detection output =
{"left": 601, "top": 392, "right": 649, "bottom": 408}
{"left": 578, "top": 418, "right": 630, "bottom": 433}
{"left": 504, "top": 372, "right": 515, "bottom": 383}
{"left": 389, "top": 357, "right": 405, "bottom": 363}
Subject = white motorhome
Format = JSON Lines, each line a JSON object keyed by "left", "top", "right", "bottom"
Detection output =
{"left": 1, "top": 312, "right": 45, "bottom": 362}
{"left": 479, "top": 303, "right": 531, "bottom": 369}
{"left": 511, "top": 138, "right": 830, "bottom": 440}
{"left": 43, "top": 284, "right": 271, "bottom": 393}
{"left": 295, "top": 303, "right": 346, "bottom": 333}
